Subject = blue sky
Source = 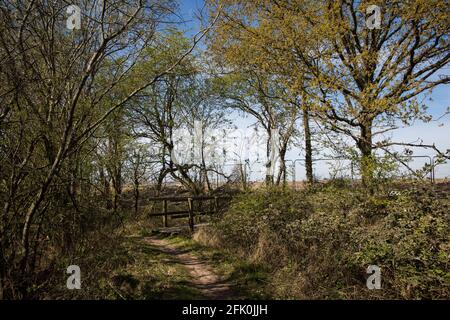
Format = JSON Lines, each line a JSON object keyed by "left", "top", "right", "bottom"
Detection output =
{"left": 177, "top": 0, "right": 205, "bottom": 36}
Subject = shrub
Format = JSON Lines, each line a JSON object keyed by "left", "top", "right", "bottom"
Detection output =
{"left": 210, "top": 182, "right": 450, "bottom": 299}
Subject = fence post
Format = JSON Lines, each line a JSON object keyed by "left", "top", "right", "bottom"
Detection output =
{"left": 217, "top": 171, "right": 219, "bottom": 189}
{"left": 214, "top": 196, "right": 218, "bottom": 213}
{"left": 431, "top": 156, "right": 435, "bottom": 183}
{"left": 350, "top": 160, "right": 354, "bottom": 181}
{"left": 162, "top": 199, "right": 168, "bottom": 227}
{"left": 292, "top": 162, "right": 296, "bottom": 188}
{"left": 197, "top": 198, "right": 202, "bottom": 224}
{"left": 187, "top": 197, "right": 194, "bottom": 232}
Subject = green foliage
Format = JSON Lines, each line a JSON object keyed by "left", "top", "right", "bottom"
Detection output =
{"left": 217, "top": 187, "right": 311, "bottom": 251}
{"left": 212, "top": 184, "right": 450, "bottom": 299}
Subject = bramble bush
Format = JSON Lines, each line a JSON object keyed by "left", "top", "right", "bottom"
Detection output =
{"left": 208, "top": 181, "right": 450, "bottom": 299}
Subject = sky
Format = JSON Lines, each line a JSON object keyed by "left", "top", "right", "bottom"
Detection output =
{"left": 175, "top": 0, "right": 450, "bottom": 180}
{"left": 177, "top": 0, "right": 205, "bottom": 36}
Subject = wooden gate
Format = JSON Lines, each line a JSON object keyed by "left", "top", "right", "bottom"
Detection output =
{"left": 147, "top": 195, "right": 230, "bottom": 232}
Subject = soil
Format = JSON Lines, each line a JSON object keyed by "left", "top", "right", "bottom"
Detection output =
{"left": 145, "top": 237, "right": 233, "bottom": 299}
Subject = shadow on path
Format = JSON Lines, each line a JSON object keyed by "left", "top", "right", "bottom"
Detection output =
{"left": 145, "top": 236, "right": 235, "bottom": 300}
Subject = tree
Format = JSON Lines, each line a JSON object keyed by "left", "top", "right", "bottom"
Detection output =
{"left": 206, "top": 0, "right": 314, "bottom": 184}
{"left": 210, "top": 70, "right": 299, "bottom": 185}
{"left": 124, "top": 142, "right": 151, "bottom": 215}
{"left": 207, "top": 0, "right": 450, "bottom": 187}
{"left": 296, "top": 0, "right": 449, "bottom": 187}
{"left": 0, "top": 0, "right": 216, "bottom": 297}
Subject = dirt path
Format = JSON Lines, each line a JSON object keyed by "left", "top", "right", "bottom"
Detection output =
{"left": 145, "top": 237, "right": 234, "bottom": 299}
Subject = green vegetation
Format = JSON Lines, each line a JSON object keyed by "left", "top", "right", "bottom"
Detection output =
{"left": 194, "top": 182, "right": 450, "bottom": 299}
{"left": 36, "top": 231, "right": 205, "bottom": 299}
{"left": 167, "top": 236, "right": 271, "bottom": 299}
{"left": 1, "top": 0, "right": 449, "bottom": 300}
{"left": 14, "top": 180, "right": 450, "bottom": 300}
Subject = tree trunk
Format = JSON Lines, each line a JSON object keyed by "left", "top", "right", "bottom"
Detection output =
{"left": 133, "top": 176, "right": 139, "bottom": 215}
{"left": 358, "top": 120, "right": 374, "bottom": 190}
{"left": 100, "top": 168, "right": 112, "bottom": 209}
{"left": 239, "top": 163, "right": 247, "bottom": 190}
{"left": 276, "top": 146, "right": 287, "bottom": 186}
{"left": 156, "top": 170, "right": 166, "bottom": 196}
{"left": 303, "top": 108, "right": 313, "bottom": 184}
{"left": 265, "top": 129, "right": 274, "bottom": 186}
{"left": 112, "top": 167, "right": 122, "bottom": 212}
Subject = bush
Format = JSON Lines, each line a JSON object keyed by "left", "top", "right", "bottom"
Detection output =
{"left": 210, "top": 182, "right": 450, "bottom": 299}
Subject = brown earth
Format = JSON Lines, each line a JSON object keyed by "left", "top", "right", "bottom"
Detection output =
{"left": 145, "top": 237, "right": 233, "bottom": 299}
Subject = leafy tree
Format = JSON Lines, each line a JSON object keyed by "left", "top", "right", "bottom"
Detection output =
{"left": 0, "top": 0, "right": 214, "bottom": 297}
{"left": 207, "top": 0, "right": 450, "bottom": 187}
{"left": 210, "top": 70, "right": 299, "bottom": 185}
{"left": 127, "top": 31, "right": 231, "bottom": 194}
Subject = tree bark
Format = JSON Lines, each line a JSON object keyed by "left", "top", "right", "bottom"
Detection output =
{"left": 100, "top": 167, "right": 112, "bottom": 209}
{"left": 303, "top": 108, "right": 314, "bottom": 184}
{"left": 265, "top": 128, "right": 274, "bottom": 186}
{"left": 276, "top": 146, "right": 287, "bottom": 186}
{"left": 133, "top": 176, "right": 139, "bottom": 215}
{"left": 358, "top": 119, "right": 374, "bottom": 190}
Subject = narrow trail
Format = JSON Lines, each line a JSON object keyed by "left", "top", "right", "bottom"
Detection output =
{"left": 145, "top": 237, "right": 234, "bottom": 299}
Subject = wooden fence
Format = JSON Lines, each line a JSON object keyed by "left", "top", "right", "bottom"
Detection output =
{"left": 147, "top": 195, "right": 231, "bottom": 231}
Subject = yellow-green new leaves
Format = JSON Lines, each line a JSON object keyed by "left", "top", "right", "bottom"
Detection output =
{"left": 207, "top": 0, "right": 449, "bottom": 185}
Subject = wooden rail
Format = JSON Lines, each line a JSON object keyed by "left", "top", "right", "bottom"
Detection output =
{"left": 148, "top": 195, "right": 231, "bottom": 232}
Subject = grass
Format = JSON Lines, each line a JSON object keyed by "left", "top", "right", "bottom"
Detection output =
{"left": 46, "top": 218, "right": 207, "bottom": 299}
{"left": 109, "top": 236, "right": 205, "bottom": 299}
{"left": 51, "top": 212, "right": 271, "bottom": 300}
{"left": 33, "top": 181, "right": 450, "bottom": 300}
{"left": 83, "top": 230, "right": 271, "bottom": 300}
{"left": 165, "top": 234, "right": 271, "bottom": 299}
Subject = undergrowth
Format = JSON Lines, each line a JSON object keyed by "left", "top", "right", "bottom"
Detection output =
{"left": 196, "top": 181, "right": 450, "bottom": 299}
